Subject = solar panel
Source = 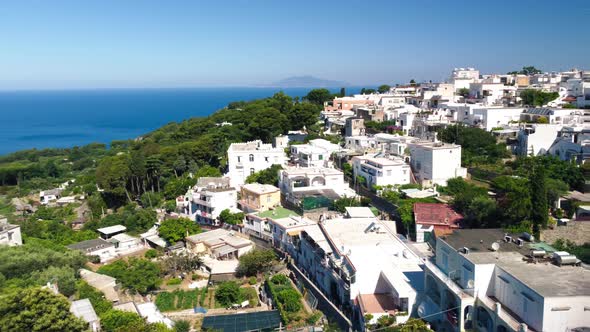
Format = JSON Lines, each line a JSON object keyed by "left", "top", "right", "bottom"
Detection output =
{"left": 201, "top": 310, "right": 282, "bottom": 332}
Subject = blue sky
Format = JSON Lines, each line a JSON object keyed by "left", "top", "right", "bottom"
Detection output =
{"left": 1, "top": 0, "right": 589, "bottom": 89}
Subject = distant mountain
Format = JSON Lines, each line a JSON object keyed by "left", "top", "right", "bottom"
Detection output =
{"left": 271, "top": 75, "right": 350, "bottom": 88}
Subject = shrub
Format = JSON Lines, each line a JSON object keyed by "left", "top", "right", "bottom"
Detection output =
{"left": 167, "top": 278, "right": 182, "bottom": 286}
{"left": 174, "top": 320, "right": 191, "bottom": 332}
{"left": 239, "top": 287, "right": 259, "bottom": 307}
{"left": 191, "top": 274, "right": 200, "bottom": 281}
{"left": 277, "top": 288, "right": 302, "bottom": 313}
{"left": 215, "top": 281, "right": 240, "bottom": 306}
{"left": 145, "top": 249, "right": 158, "bottom": 259}
{"left": 270, "top": 274, "right": 289, "bottom": 285}
{"left": 155, "top": 292, "right": 176, "bottom": 312}
{"left": 306, "top": 311, "right": 322, "bottom": 325}
{"left": 248, "top": 276, "right": 257, "bottom": 285}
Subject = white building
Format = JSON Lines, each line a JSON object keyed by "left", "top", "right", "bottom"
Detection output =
{"left": 226, "top": 140, "right": 287, "bottom": 187}
{"left": 185, "top": 228, "right": 253, "bottom": 259}
{"left": 408, "top": 140, "right": 466, "bottom": 187}
{"left": 520, "top": 107, "right": 586, "bottom": 125}
{"left": 294, "top": 216, "right": 423, "bottom": 327}
{"left": 547, "top": 126, "right": 590, "bottom": 164}
{"left": 269, "top": 215, "right": 316, "bottom": 255}
{"left": 185, "top": 177, "right": 237, "bottom": 225}
{"left": 278, "top": 166, "right": 354, "bottom": 199}
{"left": 464, "top": 107, "right": 524, "bottom": 131}
{"left": 70, "top": 299, "right": 100, "bottom": 332}
{"left": 352, "top": 156, "right": 411, "bottom": 187}
{"left": 0, "top": 217, "right": 22, "bottom": 246}
{"left": 421, "top": 229, "right": 590, "bottom": 332}
{"left": 68, "top": 238, "right": 117, "bottom": 263}
{"left": 109, "top": 233, "right": 142, "bottom": 254}
{"left": 290, "top": 139, "right": 341, "bottom": 168}
{"left": 469, "top": 83, "right": 517, "bottom": 106}
{"left": 516, "top": 124, "right": 563, "bottom": 156}
{"left": 40, "top": 188, "right": 62, "bottom": 205}
{"left": 451, "top": 67, "right": 480, "bottom": 91}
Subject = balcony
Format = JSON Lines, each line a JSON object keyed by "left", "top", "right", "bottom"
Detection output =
{"left": 478, "top": 295, "right": 534, "bottom": 332}
{"left": 424, "top": 259, "right": 473, "bottom": 300}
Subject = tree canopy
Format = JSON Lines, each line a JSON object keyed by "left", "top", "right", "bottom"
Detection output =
{"left": 0, "top": 288, "right": 87, "bottom": 332}
{"left": 158, "top": 217, "right": 201, "bottom": 244}
{"left": 237, "top": 249, "right": 277, "bottom": 276}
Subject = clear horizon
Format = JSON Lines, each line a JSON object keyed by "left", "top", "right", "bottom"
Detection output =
{"left": 1, "top": 0, "right": 589, "bottom": 90}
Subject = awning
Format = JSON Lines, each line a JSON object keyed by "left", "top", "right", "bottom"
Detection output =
{"left": 213, "top": 244, "right": 237, "bottom": 257}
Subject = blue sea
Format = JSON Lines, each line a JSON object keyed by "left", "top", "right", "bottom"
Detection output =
{"left": 0, "top": 87, "right": 356, "bottom": 155}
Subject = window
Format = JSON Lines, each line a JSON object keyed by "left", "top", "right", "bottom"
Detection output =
{"left": 250, "top": 168, "right": 255, "bottom": 175}
{"left": 249, "top": 154, "right": 254, "bottom": 162}
{"left": 237, "top": 156, "right": 241, "bottom": 163}
{"left": 267, "top": 195, "right": 271, "bottom": 203}
{"left": 319, "top": 155, "right": 323, "bottom": 160}
{"left": 265, "top": 156, "right": 269, "bottom": 162}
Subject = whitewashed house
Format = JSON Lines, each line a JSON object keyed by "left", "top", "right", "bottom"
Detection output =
{"left": 226, "top": 140, "right": 287, "bottom": 187}
{"left": 278, "top": 166, "right": 354, "bottom": 199}
{"left": 68, "top": 239, "right": 117, "bottom": 263}
{"left": 70, "top": 299, "right": 100, "bottom": 332}
{"left": 0, "top": 217, "right": 22, "bottom": 246}
{"left": 294, "top": 216, "right": 423, "bottom": 327}
{"left": 421, "top": 229, "right": 590, "bottom": 332}
{"left": 516, "top": 124, "right": 563, "bottom": 156}
{"left": 408, "top": 140, "right": 466, "bottom": 186}
{"left": 290, "top": 139, "right": 341, "bottom": 168}
{"left": 352, "top": 156, "right": 411, "bottom": 187}
{"left": 186, "top": 177, "right": 237, "bottom": 225}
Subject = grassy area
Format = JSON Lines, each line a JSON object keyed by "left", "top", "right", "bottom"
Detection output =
{"left": 257, "top": 206, "right": 299, "bottom": 219}
{"left": 155, "top": 289, "right": 201, "bottom": 312}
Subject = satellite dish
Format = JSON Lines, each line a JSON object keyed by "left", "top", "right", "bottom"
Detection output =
{"left": 467, "top": 279, "right": 474, "bottom": 289}
{"left": 491, "top": 242, "right": 500, "bottom": 251}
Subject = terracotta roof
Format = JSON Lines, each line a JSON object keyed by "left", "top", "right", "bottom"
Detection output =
{"left": 562, "top": 95, "right": 577, "bottom": 102}
{"left": 413, "top": 203, "right": 462, "bottom": 228}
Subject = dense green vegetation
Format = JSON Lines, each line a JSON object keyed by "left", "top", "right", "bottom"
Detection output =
{"left": 520, "top": 89, "right": 559, "bottom": 106}
{"left": 245, "top": 164, "right": 283, "bottom": 186}
{"left": 156, "top": 289, "right": 201, "bottom": 312}
{"left": 97, "top": 258, "right": 162, "bottom": 294}
{"left": 437, "top": 124, "right": 510, "bottom": 165}
{"left": 158, "top": 217, "right": 201, "bottom": 243}
{"left": 0, "top": 288, "right": 87, "bottom": 332}
{"left": 237, "top": 248, "right": 278, "bottom": 277}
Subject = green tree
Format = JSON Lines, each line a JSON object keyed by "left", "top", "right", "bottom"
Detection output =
{"left": 492, "top": 175, "right": 532, "bottom": 225}
{"left": 31, "top": 266, "right": 77, "bottom": 297}
{"left": 305, "top": 88, "right": 332, "bottom": 105}
{"left": 98, "top": 258, "right": 162, "bottom": 295}
{"left": 215, "top": 281, "right": 240, "bottom": 306}
{"left": 158, "top": 217, "right": 201, "bottom": 243}
{"left": 174, "top": 320, "right": 191, "bottom": 332}
{"left": 0, "top": 288, "right": 87, "bottom": 332}
{"left": 277, "top": 288, "right": 302, "bottom": 312}
{"left": 457, "top": 87, "right": 470, "bottom": 97}
{"left": 162, "top": 176, "right": 197, "bottom": 200}
{"left": 520, "top": 89, "right": 559, "bottom": 106}
{"left": 96, "top": 154, "right": 132, "bottom": 202}
{"left": 508, "top": 66, "right": 542, "bottom": 75}
{"left": 245, "top": 164, "right": 282, "bottom": 186}
{"left": 530, "top": 166, "right": 548, "bottom": 236}
{"left": 409, "top": 79, "right": 416, "bottom": 86}
{"left": 101, "top": 309, "right": 145, "bottom": 332}
{"left": 76, "top": 281, "right": 113, "bottom": 315}
{"left": 378, "top": 84, "right": 391, "bottom": 93}
{"left": 237, "top": 249, "right": 277, "bottom": 276}
{"left": 218, "top": 209, "right": 245, "bottom": 225}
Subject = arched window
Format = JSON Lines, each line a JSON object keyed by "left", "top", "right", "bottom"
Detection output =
{"left": 249, "top": 154, "right": 254, "bottom": 162}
